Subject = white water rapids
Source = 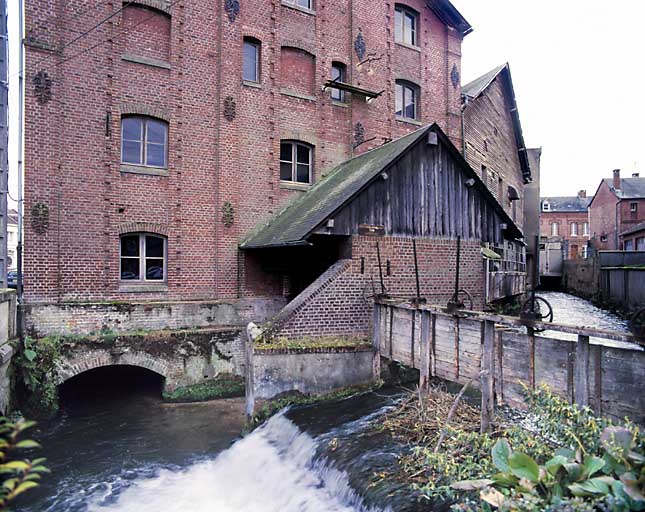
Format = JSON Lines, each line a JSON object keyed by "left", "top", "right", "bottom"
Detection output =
{"left": 87, "top": 413, "right": 388, "bottom": 512}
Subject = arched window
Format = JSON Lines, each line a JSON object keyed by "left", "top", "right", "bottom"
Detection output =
{"left": 330, "top": 62, "right": 347, "bottom": 102}
{"left": 280, "top": 141, "right": 313, "bottom": 184}
{"left": 395, "top": 5, "right": 419, "bottom": 46}
{"left": 120, "top": 233, "right": 167, "bottom": 282}
{"left": 121, "top": 116, "right": 168, "bottom": 168}
{"left": 280, "top": 47, "right": 316, "bottom": 96}
{"left": 122, "top": 4, "right": 171, "bottom": 64}
{"left": 243, "top": 37, "right": 261, "bottom": 83}
{"left": 395, "top": 80, "right": 419, "bottom": 120}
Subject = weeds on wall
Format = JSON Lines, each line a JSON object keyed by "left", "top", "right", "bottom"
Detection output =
{"left": 12, "top": 337, "right": 62, "bottom": 418}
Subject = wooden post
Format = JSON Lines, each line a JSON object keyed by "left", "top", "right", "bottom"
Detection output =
{"left": 591, "top": 344, "right": 602, "bottom": 415}
{"left": 419, "top": 310, "right": 431, "bottom": 394}
{"left": 481, "top": 319, "right": 495, "bottom": 433}
{"left": 494, "top": 329, "right": 504, "bottom": 405}
{"left": 454, "top": 317, "right": 460, "bottom": 380}
{"left": 527, "top": 326, "right": 536, "bottom": 390}
{"left": 244, "top": 325, "right": 255, "bottom": 423}
{"left": 575, "top": 334, "right": 590, "bottom": 408}
{"left": 373, "top": 303, "right": 382, "bottom": 352}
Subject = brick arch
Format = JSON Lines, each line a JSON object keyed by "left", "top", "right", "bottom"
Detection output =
{"left": 117, "top": 221, "right": 169, "bottom": 236}
{"left": 125, "top": 0, "right": 173, "bottom": 15}
{"left": 56, "top": 351, "right": 170, "bottom": 385}
{"left": 280, "top": 39, "right": 315, "bottom": 56}
{"left": 119, "top": 103, "right": 171, "bottom": 123}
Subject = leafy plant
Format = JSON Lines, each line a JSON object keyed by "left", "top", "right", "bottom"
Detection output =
{"left": 0, "top": 416, "right": 49, "bottom": 510}
{"left": 12, "top": 336, "right": 62, "bottom": 417}
{"left": 453, "top": 426, "right": 645, "bottom": 511}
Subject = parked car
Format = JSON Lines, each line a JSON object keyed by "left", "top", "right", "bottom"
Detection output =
{"left": 7, "top": 271, "right": 17, "bottom": 289}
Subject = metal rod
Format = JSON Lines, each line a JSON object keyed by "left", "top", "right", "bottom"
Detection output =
{"left": 454, "top": 236, "right": 461, "bottom": 297}
{"left": 412, "top": 238, "right": 421, "bottom": 300}
{"left": 376, "top": 241, "right": 385, "bottom": 295}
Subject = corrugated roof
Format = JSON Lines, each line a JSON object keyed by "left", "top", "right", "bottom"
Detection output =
{"left": 462, "top": 64, "right": 506, "bottom": 99}
{"left": 541, "top": 196, "right": 591, "bottom": 212}
{"left": 241, "top": 124, "right": 523, "bottom": 249}
{"left": 241, "top": 127, "right": 430, "bottom": 249}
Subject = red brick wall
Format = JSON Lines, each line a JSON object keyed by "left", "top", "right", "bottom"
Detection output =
{"left": 589, "top": 182, "right": 619, "bottom": 250}
{"left": 280, "top": 47, "right": 316, "bottom": 96}
{"left": 619, "top": 198, "right": 645, "bottom": 234}
{"left": 24, "top": 0, "right": 464, "bottom": 305}
{"left": 539, "top": 211, "right": 589, "bottom": 258}
{"left": 276, "top": 236, "right": 485, "bottom": 339}
{"left": 463, "top": 75, "right": 525, "bottom": 230}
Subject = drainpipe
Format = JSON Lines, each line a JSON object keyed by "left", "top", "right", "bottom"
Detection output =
{"left": 16, "top": 0, "right": 24, "bottom": 337}
{"left": 615, "top": 200, "right": 619, "bottom": 249}
{"left": 460, "top": 96, "right": 469, "bottom": 157}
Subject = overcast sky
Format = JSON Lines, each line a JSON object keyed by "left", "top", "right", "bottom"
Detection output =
{"left": 7, "top": 1, "right": 645, "bottom": 203}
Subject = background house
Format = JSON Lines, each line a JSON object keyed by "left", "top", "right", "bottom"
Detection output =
{"left": 589, "top": 170, "right": 645, "bottom": 250}
{"left": 539, "top": 191, "right": 591, "bottom": 260}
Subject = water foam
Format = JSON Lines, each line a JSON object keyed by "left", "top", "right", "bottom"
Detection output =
{"left": 89, "top": 413, "right": 387, "bottom": 512}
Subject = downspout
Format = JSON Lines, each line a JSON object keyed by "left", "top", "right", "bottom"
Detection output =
{"left": 16, "top": 0, "right": 24, "bottom": 337}
{"left": 460, "top": 96, "right": 469, "bottom": 158}
{"left": 615, "top": 200, "right": 620, "bottom": 249}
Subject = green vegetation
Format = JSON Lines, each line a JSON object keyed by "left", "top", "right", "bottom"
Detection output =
{"left": 251, "top": 381, "right": 382, "bottom": 428}
{"left": 0, "top": 416, "right": 49, "bottom": 511}
{"left": 162, "top": 373, "right": 245, "bottom": 403}
{"left": 381, "top": 383, "right": 645, "bottom": 511}
{"left": 254, "top": 335, "right": 370, "bottom": 351}
{"left": 12, "top": 336, "right": 62, "bottom": 418}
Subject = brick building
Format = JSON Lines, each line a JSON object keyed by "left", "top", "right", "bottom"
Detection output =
{"left": 23, "top": 0, "right": 531, "bottom": 337}
{"left": 620, "top": 222, "right": 645, "bottom": 251}
{"left": 539, "top": 191, "right": 590, "bottom": 260}
{"left": 588, "top": 170, "right": 645, "bottom": 250}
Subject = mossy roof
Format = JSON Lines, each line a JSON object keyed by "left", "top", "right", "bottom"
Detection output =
{"left": 240, "top": 125, "right": 431, "bottom": 249}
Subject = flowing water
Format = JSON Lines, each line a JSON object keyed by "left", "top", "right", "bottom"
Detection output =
{"left": 16, "top": 374, "right": 416, "bottom": 512}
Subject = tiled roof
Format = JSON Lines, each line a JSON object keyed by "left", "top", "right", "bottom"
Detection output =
{"left": 540, "top": 196, "right": 591, "bottom": 212}
{"left": 602, "top": 177, "right": 645, "bottom": 199}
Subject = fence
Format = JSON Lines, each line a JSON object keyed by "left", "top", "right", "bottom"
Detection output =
{"left": 373, "top": 299, "right": 645, "bottom": 427}
{"left": 598, "top": 251, "right": 645, "bottom": 311}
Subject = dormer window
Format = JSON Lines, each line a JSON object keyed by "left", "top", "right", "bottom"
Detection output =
{"left": 542, "top": 201, "right": 550, "bottom": 212}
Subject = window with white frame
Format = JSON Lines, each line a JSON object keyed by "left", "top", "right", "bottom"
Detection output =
{"left": 121, "top": 117, "right": 168, "bottom": 168}
{"left": 551, "top": 222, "right": 559, "bottom": 236}
{"left": 582, "top": 245, "right": 589, "bottom": 259}
{"left": 395, "top": 80, "right": 419, "bottom": 121}
{"left": 571, "top": 222, "right": 578, "bottom": 236}
{"left": 283, "top": 0, "right": 312, "bottom": 10}
{"left": 280, "top": 141, "right": 313, "bottom": 184}
{"left": 394, "top": 5, "right": 418, "bottom": 46}
{"left": 120, "top": 233, "right": 167, "bottom": 282}
{"left": 583, "top": 222, "right": 589, "bottom": 236}
{"left": 542, "top": 200, "right": 550, "bottom": 212}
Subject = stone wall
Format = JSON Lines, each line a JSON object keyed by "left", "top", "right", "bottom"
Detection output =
{"left": 252, "top": 346, "right": 379, "bottom": 400}
{"left": 25, "top": 297, "right": 286, "bottom": 337}
{"left": 562, "top": 257, "right": 599, "bottom": 299}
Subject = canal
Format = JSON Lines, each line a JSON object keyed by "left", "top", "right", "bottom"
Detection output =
{"left": 15, "top": 292, "right": 632, "bottom": 512}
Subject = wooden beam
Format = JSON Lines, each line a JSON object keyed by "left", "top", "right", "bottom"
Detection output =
{"left": 419, "top": 310, "right": 431, "bottom": 393}
{"left": 481, "top": 319, "right": 495, "bottom": 433}
{"left": 575, "top": 334, "right": 590, "bottom": 407}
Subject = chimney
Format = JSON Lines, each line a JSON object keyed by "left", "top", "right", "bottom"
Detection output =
{"left": 578, "top": 190, "right": 586, "bottom": 199}
{"left": 613, "top": 169, "right": 621, "bottom": 189}
{"left": 633, "top": 173, "right": 640, "bottom": 178}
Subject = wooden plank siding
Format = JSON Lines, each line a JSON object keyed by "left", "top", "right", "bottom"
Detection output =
{"left": 375, "top": 301, "right": 645, "bottom": 425}
{"left": 313, "top": 141, "right": 503, "bottom": 244}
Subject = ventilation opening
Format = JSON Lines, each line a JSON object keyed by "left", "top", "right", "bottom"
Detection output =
{"left": 59, "top": 365, "right": 165, "bottom": 409}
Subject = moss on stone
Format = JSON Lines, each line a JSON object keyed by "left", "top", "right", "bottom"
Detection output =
{"left": 254, "top": 335, "right": 370, "bottom": 351}
{"left": 162, "top": 373, "right": 245, "bottom": 403}
{"left": 250, "top": 380, "right": 383, "bottom": 428}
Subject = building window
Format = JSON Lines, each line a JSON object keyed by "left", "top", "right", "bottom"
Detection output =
{"left": 637, "top": 236, "right": 645, "bottom": 250}
{"left": 280, "top": 141, "right": 313, "bottom": 184}
{"left": 394, "top": 5, "right": 418, "bottom": 46}
{"left": 542, "top": 201, "right": 550, "bottom": 212}
{"left": 582, "top": 245, "right": 589, "bottom": 259}
{"left": 121, "top": 117, "right": 168, "bottom": 168}
{"left": 283, "top": 0, "right": 312, "bottom": 10}
{"left": 600, "top": 234, "right": 608, "bottom": 242}
{"left": 243, "top": 38, "right": 260, "bottom": 83}
{"left": 630, "top": 202, "right": 638, "bottom": 218}
{"left": 330, "top": 62, "right": 346, "bottom": 102}
{"left": 120, "top": 233, "right": 166, "bottom": 282}
{"left": 395, "top": 80, "right": 419, "bottom": 120}
{"left": 583, "top": 222, "right": 589, "bottom": 236}
{"left": 571, "top": 223, "right": 578, "bottom": 236}
{"left": 551, "top": 222, "right": 559, "bottom": 236}
{"left": 624, "top": 239, "right": 634, "bottom": 251}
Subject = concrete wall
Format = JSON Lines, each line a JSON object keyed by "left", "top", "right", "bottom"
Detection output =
{"left": 562, "top": 257, "right": 599, "bottom": 299}
{"left": 252, "top": 347, "right": 378, "bottom": 400}
{"left": 25, "top": 297, "right": 286, "bottom": 337}
{"left": 0, "top": 290, "right": 16, "bottom": 413}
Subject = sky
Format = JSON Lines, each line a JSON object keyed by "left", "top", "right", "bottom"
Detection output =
{"left": 6, "top": 0, "right": 645, "bottom": 202}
